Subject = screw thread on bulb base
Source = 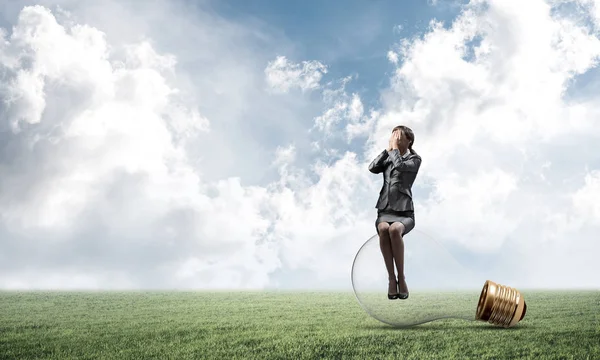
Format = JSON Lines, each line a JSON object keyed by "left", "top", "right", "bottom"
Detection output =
{"left": 475, "top": 280, "right": 527, "bottom": 328}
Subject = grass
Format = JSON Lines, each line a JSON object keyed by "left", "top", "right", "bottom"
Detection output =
{"left": 0, "top": 290, "right": 598, "bottom": 359}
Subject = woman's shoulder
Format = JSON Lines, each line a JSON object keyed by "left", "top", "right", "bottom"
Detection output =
{"left": 409, "top": 150, "right": 421, "bottom": 159}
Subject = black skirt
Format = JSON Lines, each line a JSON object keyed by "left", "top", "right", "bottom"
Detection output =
{"left": 375, "top": 207, "right": 415, "bottom": 236}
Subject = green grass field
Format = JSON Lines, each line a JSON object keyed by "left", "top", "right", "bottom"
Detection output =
{"left": 1, "top": 290, "right": 598, "bottom": 359}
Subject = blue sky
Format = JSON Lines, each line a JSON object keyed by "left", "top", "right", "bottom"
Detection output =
{"left": 207, "top": 0, "right": 467, "bottom": 112}
{"left": 1, "top": 0, "right": 600, "bottom": 291}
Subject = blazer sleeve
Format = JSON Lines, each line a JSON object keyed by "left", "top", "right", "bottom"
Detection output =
{"left": 368, "top": 150, "right": 389, "bottom": 174}
{"left": 388, "top": 150, "right": 421, "bottom": 173}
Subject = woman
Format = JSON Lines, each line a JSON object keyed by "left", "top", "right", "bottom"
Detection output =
{"left": 368, "top": 125, "right": 421, "bottom": 300}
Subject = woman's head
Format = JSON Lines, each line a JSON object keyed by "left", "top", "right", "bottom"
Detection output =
{"left": 392, "top": 125, "right": 415, "bottom": 151}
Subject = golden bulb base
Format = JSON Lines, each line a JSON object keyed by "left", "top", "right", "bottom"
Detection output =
{"left": 475, "top": 280, "right": 527, "bottom": 328}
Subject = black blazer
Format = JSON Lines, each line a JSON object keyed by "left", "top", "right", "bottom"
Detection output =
{"left": 368, "top": 149, "right": 422, "bottom": 212}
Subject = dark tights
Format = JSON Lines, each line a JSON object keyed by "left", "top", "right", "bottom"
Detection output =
{"left": 377, "top": 222, "right": 409, "bottom": 295}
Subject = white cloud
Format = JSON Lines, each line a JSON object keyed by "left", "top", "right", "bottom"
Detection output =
{"left": 572, "top": 170, "right": 600, "bottom": 226}
{"left": 419, "top": 169, "right": 519, "bottom": 251}
{"left": 273, "top": 144, "right": 296, "bottom": 166}
{"left": 571, "top": 0, "right": 600, "bottom": 28}
{"left": 387, "top": 50, "right": 399, "bottom": 64}
{"left": 312, "top": 77, "right": 377, "bottom": 141}
{"left": 0, "top": 4, "right": 281, "bottom": 289}
{"left": 264, "top": 55, "right": 328, "bottom": 93}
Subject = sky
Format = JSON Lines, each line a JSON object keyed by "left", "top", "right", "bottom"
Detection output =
{"left": 1, "top": 0, "right": 600, "bottom": 291}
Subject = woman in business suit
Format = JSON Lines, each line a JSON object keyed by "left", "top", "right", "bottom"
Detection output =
{"left": 368, "top": 125, "right": 421, "bottom": 300}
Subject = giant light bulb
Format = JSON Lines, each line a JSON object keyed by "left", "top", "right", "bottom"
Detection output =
{"left": 351, "top": 230, "right": 527, "bottom": 328}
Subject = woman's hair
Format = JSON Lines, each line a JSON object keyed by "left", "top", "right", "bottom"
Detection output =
{"left": 392, "top": 125, "right": 415, "bottom": 152}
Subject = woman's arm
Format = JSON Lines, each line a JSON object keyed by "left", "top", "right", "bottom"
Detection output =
{"left": 368, "top": 150, "right": 389, "bottom": 174}
{"left": 388, "top": 150, "right": 421, "bottom": 172}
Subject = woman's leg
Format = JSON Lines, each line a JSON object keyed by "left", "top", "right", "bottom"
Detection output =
{"left": 389, "top": 222, "right": 409, "bottom": 295}
{"left": 377, "top": 222, "right": 397, "bottom": 295}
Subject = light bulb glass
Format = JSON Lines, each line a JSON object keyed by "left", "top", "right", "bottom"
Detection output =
{"left": 351, "top": 230, "right": 527, "bottom": 328}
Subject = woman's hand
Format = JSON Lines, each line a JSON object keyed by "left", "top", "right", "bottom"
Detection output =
{"left": 391, "top": 130, "right": 400, "bottom": 150}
